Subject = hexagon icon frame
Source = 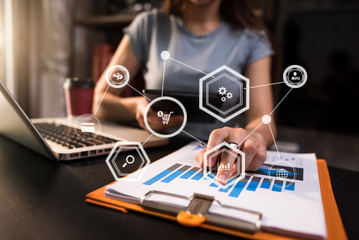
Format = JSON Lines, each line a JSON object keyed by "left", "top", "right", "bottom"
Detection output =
{"left": 206, "top": 73, "right": 243, "bottom": 115}
{"left": 199, "top": 65, "right": 250, "bottom": 123}
{"left": 203, "top": 142, "right": 245, "bottom": 187}
{"left": 105, "top": 142, "right": 150, "bottom": 181}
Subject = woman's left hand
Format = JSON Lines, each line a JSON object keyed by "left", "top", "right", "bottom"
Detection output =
{"left": 195, "top": 127, "right": 267, "bottom": 185}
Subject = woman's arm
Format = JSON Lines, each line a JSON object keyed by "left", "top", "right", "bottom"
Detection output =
{"left": 93, "top": 35, "right": 142, "bottom": 123}
{"left": 196, "top": 56, "right": 276, "bottom": 185}
{"left": 245, "top": 56, "right": 276, "bottom": 147}
{"left": 93, "top": 34, "right": 185, "bottom": 131}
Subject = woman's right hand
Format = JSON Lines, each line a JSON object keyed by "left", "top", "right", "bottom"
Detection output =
{"left": 135, "top": 97, "right": 184, "bottom": 132}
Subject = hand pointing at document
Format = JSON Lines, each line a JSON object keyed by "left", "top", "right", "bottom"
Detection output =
{"left": 196, "top": 126, "right": 269, "bottom": 185}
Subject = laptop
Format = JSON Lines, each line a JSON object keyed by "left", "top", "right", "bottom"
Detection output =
{"left": 0, "top": 80, "right": 168, "bottom": 161}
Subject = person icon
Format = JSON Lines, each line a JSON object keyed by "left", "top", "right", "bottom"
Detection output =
{"left": 291, "top": 71, "right": 302, "bottom": 82}
{"left": 283, "top": 65, "right": 307, "bottom": 88}
{"left": 291, "top": 71, "right": 297, "bottom": 80}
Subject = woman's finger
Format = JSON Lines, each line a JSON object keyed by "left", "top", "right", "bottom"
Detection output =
{"left": 242, "top": 138, "right": 259, "bottom": 169}
{"left": 230, "top": 161, "right": 237, "bottom": 177}
{"left": 247, "top": 144, "right": 267, "bottom": 171}
{"left": 195, "top": 149, "right": 206, "bottom": 168}
{"left": 206, "top": 128, "right": 231, "bottom": 168}
{"left": 215, "top": 129, "right": 247, "bottom": 185}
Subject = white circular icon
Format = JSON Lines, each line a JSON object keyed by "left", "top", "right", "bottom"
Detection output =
{"left": 269, "top": 161, "right": 297, "bottom": 190}
{"left": 74, "top": 114, "right": 101, "bottom": 140}
{"left": 262, "top": 114, "right": 271, "bottom": 125}
{"left": 283, "top": 65, "right": 307, "bottom": 88}
{"left": 144, "top": 96, "right": 187, "bottom": 138}
{"left": 160, "top": 50, "right": 170, "bottom": 61}
{"left": 105, "top": 65, "right": 130, "bottom": 88}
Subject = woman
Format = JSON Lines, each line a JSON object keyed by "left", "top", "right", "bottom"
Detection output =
{"left": 93, "top": 0, "right": 276, "bottom": 185}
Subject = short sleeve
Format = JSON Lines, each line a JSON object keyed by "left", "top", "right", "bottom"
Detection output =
{"left": 245, "top": 30, "right": 274, "bottom": 66}
{"left": 123, "top": 11, "right": 153, "bottom": 65}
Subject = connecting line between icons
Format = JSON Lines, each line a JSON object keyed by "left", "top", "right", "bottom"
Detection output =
{"left": 182, "top": 130, "right": 208, "bottom": 147}
{"left": 268, "top": 124, "right": 281, "bottom": 159}
{"left": 169, "top": 57, "right": 214, "bottom": 78}
{"left": 94, "top": 82, "right": 151, "bottom": 116}
{"left": 127, "top": 84, "right": 151, "bottom": 101}
{"left": 161, "top": 60, "right": 166, "bottom": 97}
{"left": 163, "top": 54, "right": 289, "bottom": 155}
{"left": 238, "top": 122, "right": 263, "bottom": 146}
{"left": 245, "top": 81, "right": 285, "bottom": 89}
{"left": 94, "top": 85, "right": 110, "bottom": 115}
{"left": 141, "top": 133, "right": 153, "bottom": 147}
{"left": 270, "top": 88, "right": 293, "bottom": 115}
{"left": 159, "top": 52, "right": 303, "bottom": 161}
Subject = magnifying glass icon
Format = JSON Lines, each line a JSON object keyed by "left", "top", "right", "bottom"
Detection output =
{"left": 122, "top": 155, "right": 135, "bottom": 168}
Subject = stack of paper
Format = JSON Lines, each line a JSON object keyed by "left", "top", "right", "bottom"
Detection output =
{"left": 106, "top": 142, "right": 327, "bottom": 239}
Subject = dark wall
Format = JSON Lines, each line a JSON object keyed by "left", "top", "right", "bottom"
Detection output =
{"left": 276, "top": 2, "right": 359, "bottom": 134}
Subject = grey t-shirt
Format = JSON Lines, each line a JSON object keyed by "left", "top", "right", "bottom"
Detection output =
{"left": 124, "top": 9, "right": 273, "bottom": 140}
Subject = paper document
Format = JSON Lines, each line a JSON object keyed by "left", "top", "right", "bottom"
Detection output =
{"left": 106, "top": 142, "right": 327, "bottom": 239}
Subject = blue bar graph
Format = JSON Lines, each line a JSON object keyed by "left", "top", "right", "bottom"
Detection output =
{"left": 206, "top": 173, "right": 219, "bottom": 187}
{"left": 143, "top": 163, "right": 181, "bottom": 185}
{"left": 246, "top": 177, "right": 261, "bottom": 191}
{"left": 260, "top": 178, "right": 272, "bottom": 189}
{"left": 285, "top": 181, "right": 295, "bottom": 191}
{"left": 229, "top": 176, "right": 250, "bottom": 198}
{"left": 218, "top": 179, "right": 234, "bottom": 193}
{"left": 161, "top": 165, "right": 191, "bottom": 183}
{"left": 191, "top": 171, "right": 204, "bottom": 180}
{"left": 180, "top": 167, "right": 199, "bottom": 179}
{"left": 143, "top": 163, "right": 300, "bottom": 197}
{"left": 272, "top": 180, "right": 283, "bottom": 192}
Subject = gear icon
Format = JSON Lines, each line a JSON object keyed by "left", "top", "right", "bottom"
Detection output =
{"left": 226, "top": 92, "right": 233, "bottom": 99}
{"left": 218, "top": 86, "right": 227, "bottom": 95}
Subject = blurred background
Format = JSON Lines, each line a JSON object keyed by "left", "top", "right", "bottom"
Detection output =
{"left": 0, "top": 0, "right": 358, "bottom": 170}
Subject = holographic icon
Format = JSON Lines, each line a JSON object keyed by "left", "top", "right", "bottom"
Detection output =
{"left": 217, "top": 162, "right": 231, "bottom": 170}
{"left": 269, "top": 160, "right": 299, "bottom": 191}
{"left": 218, "top": 86, "right": 233, "bottom": 102}
{"left": 157, "top": 111, "right": 174, "bottom": 125}
{"left": 283, "top": 65, "right": 307, "bottom": 88}
{"left": 144, "top": 96, "right": 187, "bottom": 138}
{"left": 105, "top": 65, "right": 130, "bottom": 88}
{"left": 160, "top": 50, "right": 170, "bottom": 61}
{"left": 199, "top": 65, "right": 249, "bottom": 123}
{"left": 106, "top": 142, "right": 150, "bottom": 181}
{"left": 276, "top": 168, "right": 289, "bottom": 180}
{"left": 74, "top": 114, "right": 100, "bottom": 140}
{"left": 122, "top": 155, "right": 135, "bottom": 168}
{"left": 203, "top": 141, "right": 246, "bottom": 188}
{"left": 113, "top": 72, "right": 124, "bottom": 81}
{"left": 262, "top": 114, "right": 272, "bottom": 125}
{"left": 80, "top": 122, "right": 95, "bottom": 133}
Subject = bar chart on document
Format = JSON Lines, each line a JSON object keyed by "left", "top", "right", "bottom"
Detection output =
{"left": 142, "top": 143, "right": 305, "bottom": 198}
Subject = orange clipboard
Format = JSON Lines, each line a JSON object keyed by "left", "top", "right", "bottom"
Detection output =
{"left": 85, "top": 160, "right": 347, "bottom": 240}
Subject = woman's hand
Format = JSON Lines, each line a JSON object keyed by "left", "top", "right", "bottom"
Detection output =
{"left": 135, "top": 98, "right": 184, "bottom": 132}
{"left": 195, "top": 127, "right": 267, "bottom": 185}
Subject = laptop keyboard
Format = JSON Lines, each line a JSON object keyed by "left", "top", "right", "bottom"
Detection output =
{"left": 34, "top": 122, "right": 117, "bottom": 149}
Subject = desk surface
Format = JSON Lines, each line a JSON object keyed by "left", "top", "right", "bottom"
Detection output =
{"left": 0, "top": 134, "right": 357, "bottom": 240}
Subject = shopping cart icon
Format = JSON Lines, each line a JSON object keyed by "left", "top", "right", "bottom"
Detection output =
{"left": 157, "top": 111, "right": 174, "bottom": 125}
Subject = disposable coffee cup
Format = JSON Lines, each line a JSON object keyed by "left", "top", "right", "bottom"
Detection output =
{"left": 63, "top": 77, "right": 95, "bottom": 118}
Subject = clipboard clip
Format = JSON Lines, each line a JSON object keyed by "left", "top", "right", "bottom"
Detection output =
{"left": 177, "top": 193, "right": 214, "bottom": 227}
{"left": 141, "top": 190, "right": 262, "bottom": 233}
